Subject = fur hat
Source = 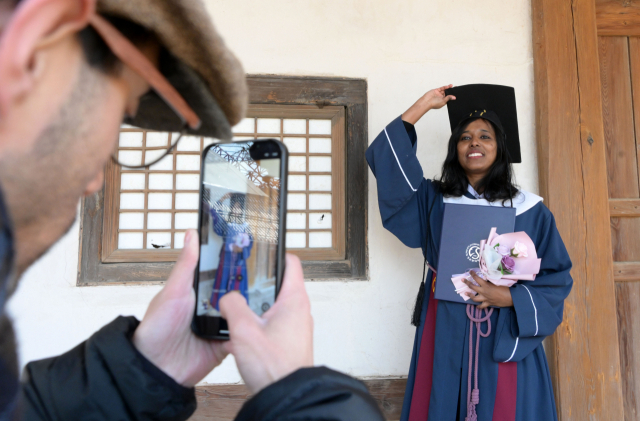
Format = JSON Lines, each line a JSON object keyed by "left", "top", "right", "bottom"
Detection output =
{"left": 97, "top": 0, "right": 247, "bottom": 140}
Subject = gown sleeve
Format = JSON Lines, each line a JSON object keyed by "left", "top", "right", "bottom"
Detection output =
{"left": 365, "top": 116, "right": 427, "bottom": 249}
{"left": 210, "top": 207, "right": 227, "bottom": 237}
{"left": 493, "top": 209, "right": 573, "bottom": 362}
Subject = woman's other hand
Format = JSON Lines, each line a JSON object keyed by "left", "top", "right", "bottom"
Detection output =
{"left": 402, "top": 84, "right": 456, "bottom": 125}
{"left": 464, "top": 270, "right": 514, "bottom": 309}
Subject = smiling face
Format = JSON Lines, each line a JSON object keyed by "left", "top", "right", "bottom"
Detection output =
{"left": 456, "top": 118, "right": 498, "bottom": 182}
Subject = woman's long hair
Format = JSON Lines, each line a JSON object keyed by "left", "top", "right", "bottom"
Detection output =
{"left": 435, "top": 117, "right": 519, "bottom": 203}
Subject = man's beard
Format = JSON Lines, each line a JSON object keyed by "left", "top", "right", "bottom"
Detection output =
{"left": 0, "top": 61, "right": 105, "bottom": 287}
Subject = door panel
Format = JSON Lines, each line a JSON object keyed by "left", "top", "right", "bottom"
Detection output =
{"left": 599, "top": 36, "right": 639, "bottom": 198}
{"left": 600, "top": 33, "right": 640, "bottom": 421}
{"left": 616, "top": 282, "right": 640, "bottom": 421}
{"left": 611, "top": 218, "right": 640, "bottom": 262}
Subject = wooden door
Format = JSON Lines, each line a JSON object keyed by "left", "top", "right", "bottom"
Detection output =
{"left": 533, "top": 0, "right": 625, "bottom": 419}
{"left": 599, "top": 33, "right": 640, "bottom": 420}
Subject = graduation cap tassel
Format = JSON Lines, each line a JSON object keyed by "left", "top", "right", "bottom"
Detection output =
{"left": 413, "top": 199, "right": 438, "bottom": 326}
{"left": 411, "top": 258, "right": 428, "bottom": 327}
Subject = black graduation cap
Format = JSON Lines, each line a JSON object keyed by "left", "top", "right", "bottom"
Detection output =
{"left": 444, "top": 84, "right": 521, "bottom": 163}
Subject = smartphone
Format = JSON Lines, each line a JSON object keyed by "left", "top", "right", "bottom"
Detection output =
{"left": 191, "top": 139, "right": 288, "bottom": 340}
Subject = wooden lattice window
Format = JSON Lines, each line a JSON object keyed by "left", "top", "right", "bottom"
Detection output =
{"left": 102, "top": 130, "right": 215, "bottom": 262}
{"left": 78, "top": 76, "right": 367, "bottom": 284}
{"left": 233, "top": 105, "right": 345, "bottom": 261}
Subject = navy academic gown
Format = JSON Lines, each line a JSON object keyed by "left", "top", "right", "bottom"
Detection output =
{"left": 366, "top": 116, "right": 573, "bottom": 421}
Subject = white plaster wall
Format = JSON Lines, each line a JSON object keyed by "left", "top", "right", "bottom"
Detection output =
{"left": 7, "top": 0, "right": 535, "bottom": 384}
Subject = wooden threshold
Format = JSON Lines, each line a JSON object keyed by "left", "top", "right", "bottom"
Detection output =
{"left": 613, "top": 262, "right": 640, "bottom": 282}
{"left": 190, "top": 377, "right": 406, "bottom": 421}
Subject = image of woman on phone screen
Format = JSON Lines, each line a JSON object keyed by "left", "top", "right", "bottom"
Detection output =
{"left": 366, "top": 84, "right": 573, "bottom": 421}
{"left": 208, "top": 192, "right": 253, "bottom": 311}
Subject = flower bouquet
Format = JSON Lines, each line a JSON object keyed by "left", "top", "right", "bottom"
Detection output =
{"left": 229, "top": 232, "right": 251, "bottom": 251}
{"left": 451, "top": 227, "right": 541, "bottom": 301}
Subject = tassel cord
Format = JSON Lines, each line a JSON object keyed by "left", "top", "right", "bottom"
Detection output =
{"left": 412, "top": 198, "right": 439, "bottom": 326}
{"left": 465, "top": 304, "right": 493, "bottom": 421}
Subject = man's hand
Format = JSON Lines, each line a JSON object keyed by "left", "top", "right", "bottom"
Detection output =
{"left": 464, "top": 271, "right": 514, "bottom": 309}
{"left": 133, "top": 229, "right": 227, "bottom": 387}
{"left": 402, "top": 84, "right": 456, "bottom": 125}
{"left": 219, "top": 254, "right": 313, "bottom": 394}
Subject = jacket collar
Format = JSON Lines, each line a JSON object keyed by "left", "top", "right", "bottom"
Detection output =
{"left": 0, "top": 184, "right": 14, "bottom": 316}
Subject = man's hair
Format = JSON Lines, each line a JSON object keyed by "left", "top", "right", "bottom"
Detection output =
{"left": 78, "top": 17, "right": 155, "bottom": 75}
{"left": 435, "top": 117, "right": 519, "bottom": 203}
{"left": 8, "top": 1, "right": 153, "bottom": 74}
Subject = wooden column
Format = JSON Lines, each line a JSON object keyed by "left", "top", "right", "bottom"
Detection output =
{"left": 532, "top": 0, "right": 624, "bottom": 419}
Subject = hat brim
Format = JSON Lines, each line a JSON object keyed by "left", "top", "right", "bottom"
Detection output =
{"left": 124, "top": 51, "right": 232, "bottom": 141}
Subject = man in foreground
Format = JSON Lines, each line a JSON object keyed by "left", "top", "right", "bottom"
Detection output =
{"left": 0, "top": 0, "right": 384, "bottom": 419}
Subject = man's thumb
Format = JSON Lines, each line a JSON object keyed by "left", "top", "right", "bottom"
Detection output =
{"left": 219, "top": 292, "right": 259, "bottom": 331}
{"left": 164, "top": 229, "right": 199, "bottom": 294}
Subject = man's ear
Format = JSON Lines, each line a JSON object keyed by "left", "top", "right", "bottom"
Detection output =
{"left": 0, "top": 0, "right": 96, "bottom": 117}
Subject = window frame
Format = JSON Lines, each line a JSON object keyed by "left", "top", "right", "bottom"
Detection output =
{"left": 77, "top": 75, "right": 368, "bottom": 285}
{"left": 102, "top": 130, "right": 208, "bottom": 264}
{"left": 240, "top": 104, "right": 346, "bottom": 261}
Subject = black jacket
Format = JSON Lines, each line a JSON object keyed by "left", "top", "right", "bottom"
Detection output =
{"left": 16, "top": 316, "right": 384, "bottom": 421}
{"left": 0, "top": 186, "right": 383, "bottom": 420}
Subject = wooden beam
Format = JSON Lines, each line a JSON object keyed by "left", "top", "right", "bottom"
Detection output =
{"left": 191, "top": 384, "right": 250, "bottom": 421}
{"left": 614, "top": 262, "right": 640, "bottom": 281}
{"left": 532, "top": 0, "right": 624, "bottom": 419}
{"left": 596, "top": 0, "right": 640, "bottom": 36}
{"left": 610, "top": 199, "right": 640, "bottom": 216}
{"left": 190, "top": 378, "right": 407, "bottom": 421}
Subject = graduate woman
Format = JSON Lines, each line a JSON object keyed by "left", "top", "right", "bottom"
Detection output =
{"left": 366, "top": 84, "right": 573, "bottom": 421}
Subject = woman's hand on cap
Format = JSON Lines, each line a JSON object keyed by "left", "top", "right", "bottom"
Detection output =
{"left": 402, "top": 84, "right": 456, "bottom": 125}
{"left": 420, "top": 84, "right": 456, "bottom": 111}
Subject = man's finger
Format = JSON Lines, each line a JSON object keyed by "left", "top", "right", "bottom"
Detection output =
{"left": 478, "top": 302, "right": 489, "bottom": 309}
{"left": 261, "top": 253, "right": 310, "bottom": 320}
{"left": 276, "top": 254, "right": 306, "bottom": 301}
{"left": 219, "top": 291, "right": 261, "bottom": 332}
{"left": 163, "top": 229, "right": 199, "bottom": 296}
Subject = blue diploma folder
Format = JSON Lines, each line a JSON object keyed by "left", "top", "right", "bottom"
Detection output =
{"left": 434, "top": 203, "right": 516, "bottom": 304}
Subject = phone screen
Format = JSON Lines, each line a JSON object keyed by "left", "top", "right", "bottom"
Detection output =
{"left": 196, "top": 141, "right": 282, "bottom": 321}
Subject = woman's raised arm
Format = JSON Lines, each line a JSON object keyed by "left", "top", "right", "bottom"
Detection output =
{"left": 401, "top": 84, "right": 456, "bottom": 125}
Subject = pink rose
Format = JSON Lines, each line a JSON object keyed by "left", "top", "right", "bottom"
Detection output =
{"left": 496, "top": 245, "right": 510, "bottom": 256}
{"left": 512, "top": 241, "right": 528, "bottom": 258}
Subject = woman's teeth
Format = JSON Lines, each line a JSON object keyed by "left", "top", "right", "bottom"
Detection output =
{"left": 468, "top": 153, "right": 483, "bottom": 157}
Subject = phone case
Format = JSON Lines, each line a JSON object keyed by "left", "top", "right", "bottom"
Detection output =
{"left": 191, "top": 139, "right": 288, "bottom": 340}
